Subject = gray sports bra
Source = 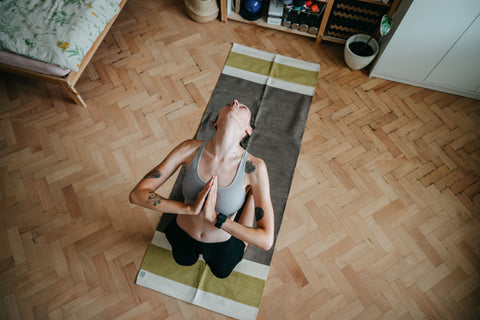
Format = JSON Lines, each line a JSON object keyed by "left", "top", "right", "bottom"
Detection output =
{"left": 182, "top": 141, "right": 247, "bottom": 216}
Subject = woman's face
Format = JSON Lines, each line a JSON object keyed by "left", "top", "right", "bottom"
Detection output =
{"left": 216, "top": 100, "right": 252, "bottom": 135}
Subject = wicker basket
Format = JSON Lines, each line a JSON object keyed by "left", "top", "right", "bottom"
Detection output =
{"left": 325, "top": 0, "right": 388, "bottom": 40}
{"left": 184, "top": 0, "right": 219, "bottom": 23}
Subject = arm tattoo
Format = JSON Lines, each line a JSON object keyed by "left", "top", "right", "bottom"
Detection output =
{"left": 245, "top": 161, "right": 256, "bottom": 174}
{"left": 146, "top": 192, "right": 163, "bottom": 206}
{"left": 255, "top": 207, "right": 264, "bottom": 221}
{"left": 144, "top": 168, "right": 162, "bottom": 179}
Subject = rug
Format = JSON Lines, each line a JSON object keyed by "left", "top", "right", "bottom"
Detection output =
{"left": 135, "top": 43, "right": 319, "bottom": 319}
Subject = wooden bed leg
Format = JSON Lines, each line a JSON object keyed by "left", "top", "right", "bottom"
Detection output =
{"left": 220, "top": 0, "right": 227, "bottom": 22}
{"left": 61, "top": 81, "right": 87, "bottom": 107}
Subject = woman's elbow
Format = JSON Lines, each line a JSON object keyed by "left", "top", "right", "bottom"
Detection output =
{"left": 260, "top": 242, "right": 273, "bottom": 251}
{"left": 256, "top": 224, "right": 274, "bottom": 250}
{"left": 129, "top": 189, "right": 141, "bottom": 205}
{"left": 259, "top": 236, "right": 274, "bottom": 251}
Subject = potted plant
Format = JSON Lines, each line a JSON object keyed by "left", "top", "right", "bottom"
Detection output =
{"left": 344, "top": 15, "right": 392, "bottom": 70}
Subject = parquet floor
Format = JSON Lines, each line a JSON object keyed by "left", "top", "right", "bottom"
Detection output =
{"left": 1, "top": 0, "right": 479, "bottom": 319}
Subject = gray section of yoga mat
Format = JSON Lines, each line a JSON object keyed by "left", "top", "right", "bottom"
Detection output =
{"left": 157, "top": 73, "right": 313, "bottom": 265}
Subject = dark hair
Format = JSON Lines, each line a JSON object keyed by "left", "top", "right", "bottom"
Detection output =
{"left": 240, "top": 116, "right": 255, "bottom": 149}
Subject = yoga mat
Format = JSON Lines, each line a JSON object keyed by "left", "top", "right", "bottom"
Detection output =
{"left": 136, "top": 43, "right": 319, "bottom": 319}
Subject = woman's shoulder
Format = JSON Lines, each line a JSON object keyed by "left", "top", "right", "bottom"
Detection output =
{"left": 177, "top": 139, "right": 205, "bottom": 149}
{"left": 169, "top": 139, "right": 205, "bottom": 160}
{"left": 245, "top": 153, "right": 267, "bottom": 175}
{"left": 244, "top": 153, "right": 270, "bottom": 188}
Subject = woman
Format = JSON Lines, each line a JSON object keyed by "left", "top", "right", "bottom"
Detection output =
{"left": 129, "top": 99, "right": 274, "bottom": 278}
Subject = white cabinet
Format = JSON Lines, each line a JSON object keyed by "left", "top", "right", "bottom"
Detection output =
{"left": 425, "top": 15, "right": 480, "bottom": 93}
{"left": 370, "top": 0, "right": 480, "bottom": 99}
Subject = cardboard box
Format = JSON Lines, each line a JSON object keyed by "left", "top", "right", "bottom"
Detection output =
{"left": 267, "top": 1, "right": 284, "bottom": 25}
{"left": 267, "top": 16, "right": 283, "bottom": 25}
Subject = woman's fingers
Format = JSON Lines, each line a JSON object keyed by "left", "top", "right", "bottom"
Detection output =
{"left": 208, "top": 176, "right": 217, "bottom": 202}
{"left": 205, "top": 177, "right": 216, "bottom": 202}
{"left": 204, "top": 176, "right": 217, "bottom": 222}
{"left": 198, "top": 178, "right": 212, "bottom": 199}
{"left": 191, "top": 176, "right": 215, "bottom": 215}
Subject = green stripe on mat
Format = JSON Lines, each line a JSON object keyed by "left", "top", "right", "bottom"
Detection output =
{"left": 270, "top": 63, "right": 318, "bottom": 87}
{"left": 226, "top": 52, "right": 318, "bottom": 87}
{"left": 225, "top": 51, "right": 272, "bottom": 76}
{"left": 141, "top": 244, "right": 265, "bottom": 307}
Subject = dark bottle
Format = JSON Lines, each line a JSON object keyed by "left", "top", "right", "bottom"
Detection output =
{"left": 283, "top": 8, "right": 297, "bottom": 28}
{"left": 308, "top": 14, "right": 321, "bottom": 35}
{"left": 300, "top": 12, "right": 311, "bottom": 32}
{"left": 292, "top": 11, "right": 307, "bottom": 30}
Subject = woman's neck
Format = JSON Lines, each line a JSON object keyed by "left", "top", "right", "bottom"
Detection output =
{"left": 208, "top": 130, "right": 243, "bottom": 161}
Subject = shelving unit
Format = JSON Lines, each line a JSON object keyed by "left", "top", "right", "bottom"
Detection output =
{"left": 225, "top": 10, "right": 318, "bottom": 39}
{"left": 220, "top": 0, "right": 325, "bottom": 40}
{"left": 219, "top": 0, "right": 401, "bottom": 44}
{"left": 319, "top": 0, "right": 401, "bottom": 43}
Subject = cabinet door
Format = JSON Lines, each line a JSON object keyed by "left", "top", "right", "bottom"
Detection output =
{"left": 372, "top": 0, "right": 480, "bottom": 82}
{"left": 425, "top": 14, "right": 480, "bottom": 92}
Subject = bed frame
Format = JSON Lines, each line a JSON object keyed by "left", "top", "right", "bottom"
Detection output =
{"left": 0, "top": 0, "right": 128, "bottom": 108}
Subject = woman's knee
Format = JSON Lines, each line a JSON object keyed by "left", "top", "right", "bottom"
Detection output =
{"left": 208, "top": 263, "right": 235, "bottom": 279}
{"left": 172, "top": 251, "right": 198, "bottom": 266}
{"left": 206, "top": 253, "right": 243, "bottom": 278}
{"left": 165, "top": 218, "right": 200, "bottom": 266}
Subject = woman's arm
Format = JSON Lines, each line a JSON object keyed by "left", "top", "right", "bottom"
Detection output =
{"left": 129, "top": 140, "right": 207, "bottom": 215}
{"left": 204, "top": 158, "right": 275, "bottom": 251}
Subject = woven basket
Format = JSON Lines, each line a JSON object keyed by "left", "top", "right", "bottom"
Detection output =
{"left": 184, "top": 0, "right": 219, "bottom": 23}
{"left": 325, "top": 0, "right": 387, "bottom": 40}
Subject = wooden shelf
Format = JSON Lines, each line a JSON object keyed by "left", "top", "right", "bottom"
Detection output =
{"left": 226, "top": 11, "right": 317, "bottom": 39}
{"left": 320, "top": 35, "right": 346, "bottom": 44}
{"left": 220, "top": 0, "right": 401, "bottom": 45}
{"left": 318, "top": 0, "right": 401, "bottom": 44}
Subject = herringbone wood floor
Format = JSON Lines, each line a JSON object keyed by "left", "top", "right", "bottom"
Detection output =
{"left": 1, "top": 0, "right": 479, "bottom": 319}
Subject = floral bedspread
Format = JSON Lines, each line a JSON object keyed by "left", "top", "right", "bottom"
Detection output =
{"left": 0, "top": 0, "right": 122, "bottom": 71}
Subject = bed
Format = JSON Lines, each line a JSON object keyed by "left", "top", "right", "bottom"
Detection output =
{"left": 0, "top": 0, "right": 128, "bottom": 107}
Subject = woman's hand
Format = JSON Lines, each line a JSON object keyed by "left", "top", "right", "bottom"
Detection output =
{"left": 202, "top": 176, "right": 217, "bottom": 224}
{"left": 188, "top": 177, "right": 214, "bottom": 215}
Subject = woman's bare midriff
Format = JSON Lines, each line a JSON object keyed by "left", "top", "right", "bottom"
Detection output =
{"left": 176, "top": 213, "right": 235, "bottom": 243}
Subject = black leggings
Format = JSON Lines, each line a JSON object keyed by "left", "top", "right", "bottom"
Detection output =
{"left": 164, "top": 217, "right": 245, "bottom": 279}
